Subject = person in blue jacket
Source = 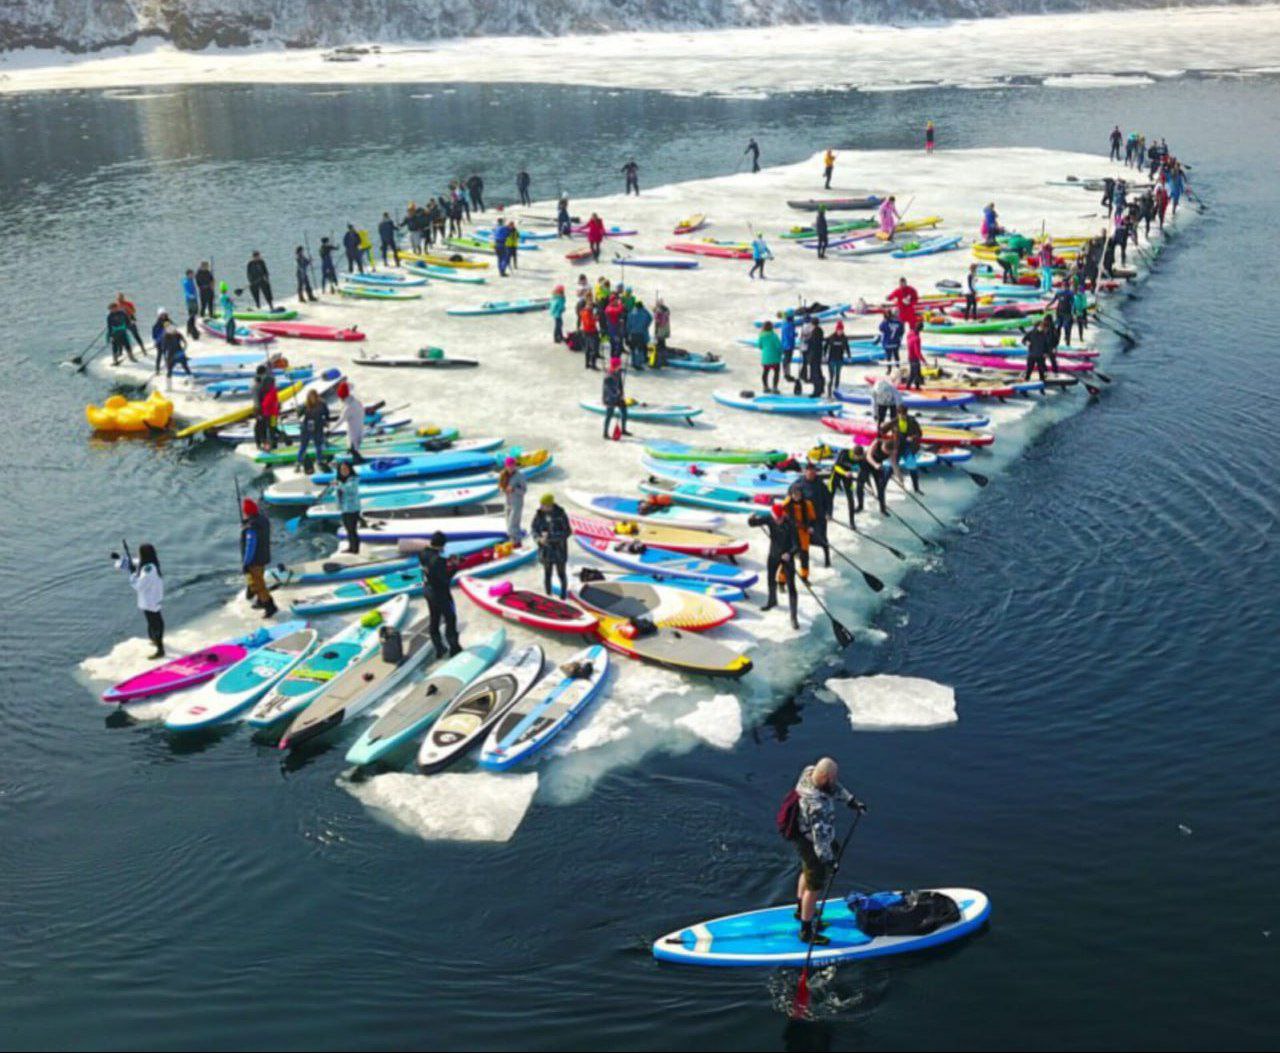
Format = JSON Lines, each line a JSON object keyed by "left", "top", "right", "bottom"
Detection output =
{"left": 876, "top": 312, "right": 905, "bottom": 373}
{"left": 492, "top": 219, "right": 510, "bottom": 277}
{"left": 748, "top": 232, "right": 772, "bottom": 279}
{"left": 342, "top": 225, "right": 363, "bottom": 274}
{"left": 240, "top": 498, "right": 277, "bottom": 617}
{"left": 626, "top": 299, "right": 652, "bottom": 370}
{"left": 377, "top": 213, "right": 400, "bottom": 267}
{"left": 181, "top": 270, "right": 201, "bottom": 340}
{"left": 780, "top": 310, "right": 798, "bottom": 382}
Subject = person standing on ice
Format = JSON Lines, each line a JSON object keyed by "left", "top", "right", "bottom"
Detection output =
{"left": 745, "top": 137, "right": 761, "bottom": 172}
{"left": 336, "top": 381, "right": 365, "bottom": 463}
{"left": 418, "top": 532, "right": 461, "bottom": 658}
{"left": 925, "top": 120, "right": 935, "bottom": 153}
{"left": 878, "top": 310, "right": 908, "bottom": 374}
{"left": 621, "top": 159, "right": 640, "bottom": 195}
{"left": 877, "top": 195, "right": 901, "bottom": 239}
{"left": 294, "top": 246, "right": 318, "bottom": 304}
{"left": 531, "top": 494, "right": 571, "bottom": 598}
{"left": 498, "top": 456, "right": 527, "bottom": 543}
{"left": 779, "top": 310, "right": 798, "bottom": 382}
{"left": 805, "top": 319, "right": 826, "bottom": 398}
{"left": 822, "top": 148, "right": 836, "bottom": 189}
{"left": 549, "top": 285, "right": 566, "bottom": 344}
{"left": 601, "top": 361, "right": 629, "bottom": 440}
{"left": 492, "top": 217, "right": 510, "bottom": 277}
{"left": 871, "top": 372, "right": 903, "bottom": 426}
{"left": 904, "top": 319, "right": 926, "bottom": 392}
{"left": 516, "top": 169, "right": 532, "bottom": 206}
{"left": 378, "top": 212, "right": 400, "bottom": 267}
{"left": 758, "top": 321, "right": 782, "bottom": 394}
{"left": 246, "top": 251, "right": 274, "bottom": 310}
{"left": 467, "top": 173, "right": 485, "bottom": 212}
{"left": 886, "top": 277, "right": 920, "bottom": 326}
{"left": 585, "top": 212, "right": 606, "bottom": 261}
{"left": 181, "top": 270, "right": 201, "bottom": 340}
{"left": 814, "top": 206, "right": 830, "bottom": 259}
{"left": 111, "top": 543, "right": 165, "bottom": 659}
{"left": 980, "top": 202, "right": 1002, "bottom": 245}
{"left": 748, "top": 232, "right": 772, "bottom": 280}
{"left": 824, "top": 321, "right": 849, "bottom": 396}
{"left": 343, "top": 225, "right": 363, "bottom": 274}
{"left": 748, "top": 502, "right": 800, "bottom": 629}
{"left": 1110, "top": 125, "right": 1123, "bottom": 161}
{"left": 218, "top": 282, "right": 238, "bottom": 345}
{"left": 626, "top": 298, "right": 652, "bottom": 371}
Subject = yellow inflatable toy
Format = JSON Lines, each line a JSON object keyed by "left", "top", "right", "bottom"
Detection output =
{"left": 85, "top": 391, "right": 174, "bottom": 433}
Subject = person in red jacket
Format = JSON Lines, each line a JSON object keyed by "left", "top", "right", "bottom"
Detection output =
{"left": 258, "top": 372, "right": 282, "bottom": 450}
{"left": 886, "top": 277, "right": 920, "bottom": 326}
{"left": 578, "top": 300, "right": 600, "bottom": 370}
{"left": 603, "top": 294, "right": 626, "bottom": 360}
{"left": 905, "top": 319, "right": 926, "bottom": 391}
{"left": 585, "top": 212, "right": 607, "bottom": 262}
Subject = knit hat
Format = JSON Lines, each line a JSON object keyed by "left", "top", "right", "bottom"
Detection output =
{"left": 219, "top": 282, "right": 228, "bottom": 293}
{"left": 241, "top": 498, "right": 259, "bottom": 516}
{"left": 336, "top": 381, "right": 350, "bottom": 399}
{"left": 429, "top": 531, "right": 447, "bottom": 549}
{"left": 540, "top": 493, "right": 555, "bottom": 506}
{"left": 504, "top": 456, "right": 517, "bottom": 469}
{"left": 771, "top": 502, "right": 785, "bottom": 518}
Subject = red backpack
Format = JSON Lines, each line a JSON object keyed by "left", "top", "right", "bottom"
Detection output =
{"left": 776, "top": 788, "right": 802, "bottom": 841}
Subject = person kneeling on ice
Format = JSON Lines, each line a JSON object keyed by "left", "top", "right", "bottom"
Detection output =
{"left": 240, "top": 499, "right": 278, "bottom": 618}
{"left": 781, "top": 758, "right": 866, "bottom": 945}
{"left": 531, "top": 494, "right": 570, "bottom": 598}
{"left": 418, "top": 531, "right": 461, "bottom": 658}
{"left": 111, "top": 543, "right": 165, "bottom": 659}
{"left": 748, "top": 502, "right": 800, "bottom": 629}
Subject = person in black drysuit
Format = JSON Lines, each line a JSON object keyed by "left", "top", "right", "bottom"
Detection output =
{"left": 1109, "top": 125, "right": 1123, "bottom": 161}
{"left": 748, "top": 502, "right": 800, "bottom": 629}
{"left": 745, "top": 137, "right": 761, "bottom": 173}
{"left": 805, "top": 320, "right": 826, "bottom": 398}
{"left": 1100, "top": 177, "right": 1116, "bottom": 218}
{"left": 107, "top": 302, "right": 135, "bottom": 364}
{"left": 467, "top": 174, "right": 485, "bottom": 212}
{"left": 417, "top": 532, "right": 461, "bottom": 657}
{"left": 814, "top": 206, "right": 829, "bottom": 259}
{"left": 246, "top": 251, "right": 274, "bottom": 310}
{"left": 859, "top": 435, "right": 891, "bottom": 516}
{"left": 377, "top": 213, "right": 400, "bottom": 267}
{"left": 531, "top": 494, "right": 571, "bottom": 598}
{"left": 1021, "top": 315, "right": 1054, "bottom": 382}
{"left": 317, "top": 237, "right": 339, "bottom": 292}
{"left": 798, "top": 464, "right": 831, "bottom": 568}
{"left": 1051, "top": 287, "right": 1075, "bottom": 346}
{"left": 601, "top": 363, "right": 629, "bottom": 439}
{"left": 342, "top": 225, "right": 364, "bottom": 274}
{"left": 195, "top": 261, "right": 215, "bottom": 317}
{"left": 824, "top": 323, "right": 848, "bottom": 397}
{"left": 964, "top": 263, "right": 980, "bottom": 320}
{"left": 556, "top": 197, "right": 572, "bottom": 237}
{"left": 828, "top": 444, "right": 865, "bottom": 528}
{"left": 160, "top": 322, "right": 192, "bottom": 380}
{"left": 892, "top": 406, "right": 924, "bottom": 495}
{"left": 295, "top": 246, "right": 318, "bottom": 303}
{"left": 622, "top": 160, "right": 640, "bottom": 196}
{"left": 516, "top": 170, "right": 532, "bottom": 206}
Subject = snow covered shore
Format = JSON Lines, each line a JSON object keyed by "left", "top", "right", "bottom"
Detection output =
{"left": 79, "top": 145, "right": 1184, "bottom": 842}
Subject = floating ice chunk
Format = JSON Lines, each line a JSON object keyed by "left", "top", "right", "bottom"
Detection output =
{"left": 676, "top": 694, "right": 742, "bottom": 750}
{"left": 341, "top": 770, "right": 537, "bottom": 843}
{"left": 824, "top": 675, "right": 957, "bottom": 730}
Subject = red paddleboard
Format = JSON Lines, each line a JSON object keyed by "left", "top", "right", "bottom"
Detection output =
{"left": 665, "top": 242, "right": 752, "bottom": 260}
{"left": 456, "top": 576, "right": 598, "bottom": 634}
{"left": 253, "top": 322, "right": 366, "bottom": 341}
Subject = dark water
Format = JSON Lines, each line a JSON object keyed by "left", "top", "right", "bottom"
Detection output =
{"left": 1, "top": 76, "right": 1278, "bottom": 1050}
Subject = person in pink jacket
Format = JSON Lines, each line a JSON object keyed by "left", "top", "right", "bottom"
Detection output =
{"left": 585, "top": 213, "right": 607, "bottom": 262}
{"left": 877, "top": 195, "right": 901, "bottom": 238}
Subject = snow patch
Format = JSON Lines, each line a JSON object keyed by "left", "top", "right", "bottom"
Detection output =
{"left": 675, "top": 694, "right": 743, "bottom": 750}
{"left": 825, "top": 675, "right": 958, "bottom": 730}
{"left": 341, "top": 770, "right": 537, "bottom": 843}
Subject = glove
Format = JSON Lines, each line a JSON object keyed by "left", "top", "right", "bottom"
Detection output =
{"left": 848, "top": 797, "right": 868, "bottom": 815}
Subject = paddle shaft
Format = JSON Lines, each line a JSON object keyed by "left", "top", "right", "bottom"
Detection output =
{"left": 793, "top": 813, "right": 863, "bottom": 1017}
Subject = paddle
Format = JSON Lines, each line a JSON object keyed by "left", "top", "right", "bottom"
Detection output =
{"left": 887, "top": 506, "right": 939, "bottom": 550}
{"left": 942, "top": 460, "right": 989, "bottom": 487}
{"left": 890, "top": 476, "right": 954, "bottom": 532}
{"left": 793, "top": 813, "right": 863, "bottom": 1018}
{"left": 825, "top": 542, "right": 884, "bottom": 592}
{"left": 829, "top": 518, "right": 905, "bottom": 560}
{"left": 799, "top": 577, "right": 855, "bottom": 648}
{"left": 69, "top": 325, "right": 107, "bottom": 370}
{"left": 285, "top": 484, "right": 328, "bottom": 534}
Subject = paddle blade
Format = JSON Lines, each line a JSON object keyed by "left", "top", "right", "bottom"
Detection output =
{"left": 792, "top": 968, "right": 811, "bottom": 1019}
{"left": 863, "top": 572, "right": 884, "bottom": 593}
{"left": 832, "top": 620, "right": 855, "bottom": 649}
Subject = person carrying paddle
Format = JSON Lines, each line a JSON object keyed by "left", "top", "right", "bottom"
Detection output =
{"left": 601, "top": 362, "right": 629, "bottom": 440}
{"left": 829, "top": 444, "right": 865, "bottom": 528}
{"left": 892, "top": 405, "right": 924, "bottom": 494}
{"left": 419, "top": 532, "right": 461, "bottom": 658}
{"left": 115, "top": 292, "right": 145, "bottom": 353}
{"left": 160, "top": 321, "right": 192, "bottom": 382}
{"left": 748, "top": 232, "right": 772, "bottom": 280}
{"left": 318, "top": 237, "right": 339, "bottom": 293}
{"left": 784, "top": 482, "right": 819, "bottom": 582}
{"left": 758, "top": 320, "right": 783, "bottom": 394}
{"left": 334, "top": 461, "right": 362, "bottom": 554}
{"left": 106, "top": 302, "right": 135, "bottom": 365}
{"left": 531, "top": 494, "right": 571, "bottom": 598}
{"left": 749, "top": 502, "right": 800, "bottom": 629}
{"left": 785, "top": 758, "right": 866, "bottom": 946}
{"left": 295, "top": 246, "right": 318, "bottom": 304}
{"left": 745, "top": 138, "right": 761, "bottom": 173}
{"left": 860, "top": 435, "right": 891, "bottom": 516}
{"left": 822, "top": 149, "right": 836, "bottom": 189}
{"left": 499, "top": 456, "right": 527, "bottom": 543}
{"left": 240, "top": 499, "right": 278, "bottom": 618}
{"left": 111, "top": 543, "right": 165, "bottom": 659}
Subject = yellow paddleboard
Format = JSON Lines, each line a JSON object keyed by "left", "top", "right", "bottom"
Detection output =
{"left": 173, "top": 379, "right": 305, "bottom": 439}
{"left": 401, "top": 251, "right": 490, "bottom": 270}
{"left": 595, "top": 615, "right": 753, "bottom": 679}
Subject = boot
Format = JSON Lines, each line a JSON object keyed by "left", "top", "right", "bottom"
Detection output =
{"left": 793, "top": 909, "right": 828, "bottom": 931}
{"left": 261, "top": 599, "right": 278, "bottom": 618}
{"left": 148, "top": 645, "right": 165, "bottom": 660}
{"left": 799, "top": 920, "right": 830, "bottom": 946}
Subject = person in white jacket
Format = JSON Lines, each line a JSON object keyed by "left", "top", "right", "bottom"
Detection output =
{"left": 112, "top": 543, "right": 165, "bottom": 659}
{"left": 336, "top": 381, "right": 365, "bottom": 463}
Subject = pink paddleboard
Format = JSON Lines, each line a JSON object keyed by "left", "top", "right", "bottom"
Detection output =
{"left": 945, "top": 352, "right": 1096, "bottom": 374}
{"left": 100, "top": 626, "right": 292, "bottom": 703}
{"left": 252, "top": 322, "right": 366, "bottom": 342}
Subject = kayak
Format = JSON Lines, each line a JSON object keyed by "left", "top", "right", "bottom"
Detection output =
{"left": 345, "top": 629, "right": 505, "bottom": 767}
{"left": 306, "top": 483, "right": 498, "bottom": 521}
{"left": 652, "top": 888, "right": 990, "bottom": 967}
{"left": 579, "top": 400, "right": 701, "bottom": 425}
{"left": 565, "top": 489, "right": 724, "bottom": 531}
{"left": 338, "top": 514, "right": 510, "bottom": 544}
{"left": 576, "top": 537, "right": 758, "bottom": 590}
{"left": 344, "top": 271, "right": 429, "bottom": 287}
{"left": 100, "top": 622, "right": 305, "bottom": 704}
{"left": 594, "top": 616, "right": 752, "bottom": 679}
{"left": 163, "top": 628, "right": 318, "bottom": 732}
{"left": 821, "top": 417, "right": 996, "bottom": 448}
{"left": 404, "top": 262, "right": 487, "bottom": 284}
{"left": 833, "top": 239, "right": 897, "bottom": 258}
{"left": 252, "top": 321, "right": 365, "bottom": 341}
{"left": 574, "top": 580, "right": 735, "bottom": 631}
{"left": 446, "top": 298, "right": 550, "bottom": 317}
{"left": 568, "top": 514, "right": 747, "bottom": 559}
{"left": 787, "top": 196, "right": 883, "bottom": 211}
{"left": 614, "top": 256, "right": 699, "bottom": 270}
{"left": 200, "top": 319, "right": 276, "bottom": 343}
{"left": 638, "top": 477, "right": 769, "bottom": 515}
{"left": 352, "top": 352, "right": 478, "bottom": 369}
{"left": 172, "top": 373, "right": 324, "bottom": 439}
{"left": 417, "top": 644, "right": 545, "bottom": 774}
{"left": 714, "top": 391, "right": 841, "bottom": 416}
{"left": 666, "top": 242, "right": 751, "bottom": 260}
{"left": 891, "top": 234, "right": 963, "bottom": 259}
{"left": 645, "top": 440, "right": 786, "bottom": 466}
{"left": 267, "top": 539, "right": 493, "bottom": 587}
{"left": 478, "top": 644, "right": 610, "bottom": 770}
{"left": 245, "top": 595, "right": 410, "bottom": 728}
{"left": 278, "top": 611, "right": 439, "bottom": 750}
{"left": 337, "top": 283, "right": 422, "bottom": 301}
{"left": 456, "top": 577, "right": 598, "bottom": 634}
{"left": 232, "top": 307, "right": 298, "bottom": 322}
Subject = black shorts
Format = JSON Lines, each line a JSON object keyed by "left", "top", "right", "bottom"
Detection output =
{"left": 796, "top": 837, "right": 829, "bottom": 891}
